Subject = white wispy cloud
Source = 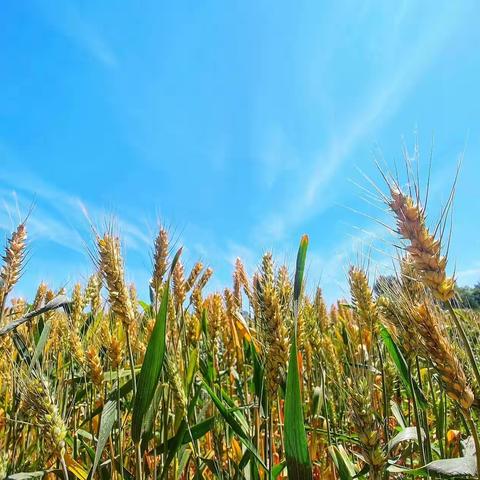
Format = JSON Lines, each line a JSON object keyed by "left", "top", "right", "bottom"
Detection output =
{"left": 255, "top": 3, "right": 469, "bottom": 243}
{"left": 35, "top": 0, "right": 118, "bottom": 68}
{"left": 306, "top": 222, "right": 394, "bottom": 304}
{"left": 0, "top": 186, "right": 86, "bottom": 256}
{"left": 0, "top": 143, "right": 153, "bottom": 263}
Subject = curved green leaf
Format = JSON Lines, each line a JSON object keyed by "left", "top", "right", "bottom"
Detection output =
{"left": 90, "top": 400, "right": 117, "bottom": 479}
{"left": 328, "top": 445, "right": 356, "bottom": 480}
{"left": 29, "top": 319, "right": 51, "bottom": 371}
{"left": 202, "top": 380, "right": 267, "bottom": 470}
{"left": 131, "top": 281, "right": 169, "bottom": 444}
{"left": 379, "top": 324, "right": 428, "bottom": 409}
{"left": 285, "top": 235, "right": 312, "bottom": 480}
{"left": 293, "top": 234, "right": 308, "bottom": 303}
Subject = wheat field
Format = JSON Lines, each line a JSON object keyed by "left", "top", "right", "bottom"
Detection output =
{"left": 0, "top": 166, "right": 479, "bottom": 480}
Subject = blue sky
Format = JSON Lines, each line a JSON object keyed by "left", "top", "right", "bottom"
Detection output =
{"left": 1, "top": 1, "right": 480, "bottom": 304}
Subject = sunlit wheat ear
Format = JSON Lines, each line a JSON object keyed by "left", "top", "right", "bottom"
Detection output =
{"left": 18, "top": 374, "right": 67, "bottom": 456}
{"left": 375, "top": 260, "right": 425, "bottom": 360}
{"left": 319, "top": 334, "right": 342, "bottom": 379}
{"left": 276, "top": 265, "right": 292, "bottom": 315}
{"left": 8, "top": 297, "right": 27, "bottom": 319}
{"left": 71, "top": 283, "right": 84, "bottom": 325}
{"left": 190, "top": 287, "right": 203, "bottom": 318}
{"left": 223, "top": 287, "right": 236, "bottom": 315}
{"left": 127, "top": 285, "right": 142, "bottom": 349}
{"left": 44, "top": 289, "right": 62, "bottom": 353}
{"left": 129, "top": 283, "right": 138, "bottom": 307}
{"left": 86, "top": 345, "right": 104, "bottom": 388}
{"left": 0, "top": 222, "right": 27, "bottom": 312}
{"left": 105, "top": 321, "right": 123, "bottom": 369}
{"left": 32, "top": 282, "right": 48, "bottom": 310}
{"left": 97, "top": 232, "right": 136, "bottom": 327}
{"left": 233, "top": 260, "right": 243, "bottom": 308}
{"left": 172, "top": 260, "right": 186, "bottom": 310}
{"left": 234, "top": 257, "right": 253, "bottom": 306}
{"left": 196, "top": 266, "right": 213, "bottom": 292}
{"left": 69, "top": 328, "right": 85, "bottom": 366}
{"left": 204, "top": 292, "right": 224, "bottom": 342}
{"left": 66, "top": 283, "right": 86, "bottom": 365}
{"left": 256, "top": 252, "right": 289, "bottom": 399}
{"left": 336, "top": 300, "right": 355, "bottom": 333}
{"left": 387, "top": 186, "right": 455, "bottom": 301}
{"left": 131, "top": 318, "right": 146, "bottom": 359}
{"left": 223, "top": 288, "right": 242, "bottom": 367}
{"left": 411, "top": 301, "right": 473, "bottom": 410}
{"left": 84, "top": 273, "right": 101, "bottom": 315}
{"left": 349, "top": 376, "right": 386, "bottom": 476}
{"left": 185, "top": 312, "right": 200, "bottom": 346}
{"left": 165, "top": 352, "right": 187, "bottom": 417}
{"left": 377, "top": 291, "right": 420, "bottom": 363}
{"left": 151, "top": 227, "right": 169, "bottom": 295}
{"left": 329, "top": 303, "right": 338, "bottom": 325}
{"left": 5, "top": 297, "right": 28, "bottom": 336}
{"left": 399, "top": 256, "right": 425, "bottom": 302}
{"left": 190, "top": 266, "right": 213, "bottom": 315}
{"left": 185, "top": 262, "right": 203, "bottom": 292}
{"left": 313, "top": 288, "right": 328, "bottom": 330}
{"left": 348, "top": 266, "right": 377, "bottom": 331}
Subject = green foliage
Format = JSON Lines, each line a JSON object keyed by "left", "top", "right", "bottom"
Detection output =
{"left": 284, "top": 235, "right": 312, "bottom": 480}
{"left": 131, "top": 281, "right": 170, "bottom": 444}
{"left": 457, "top": 283, "right": 480, "bottom": 309}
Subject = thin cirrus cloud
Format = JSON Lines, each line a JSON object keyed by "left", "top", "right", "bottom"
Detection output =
{"left": 248, "top": 2, "right": 469, "bottom": 300}
{"left": 34, "top": 0, "right": 118, "bottom": 68}
{"left": 0, "top": 154, "right": 152, "bottom": 261}
{"left": 306, "top": 222, "right": 394, "bottom": 302}
{"left": 254, "top": 3, "right": 468, "bottom": 244}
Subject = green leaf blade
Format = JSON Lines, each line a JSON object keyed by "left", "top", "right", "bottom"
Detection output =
{"left": 90, "top": 400, "right": 117, "bottom": 479}
{"left": 379, "top": 324, "right": 428, "bottom": 409}
{"left": 131, "top": 283, "right": 169, "bottom": 444}
{"left": 284, "top": 235, "right": 312, "bottom": 480}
